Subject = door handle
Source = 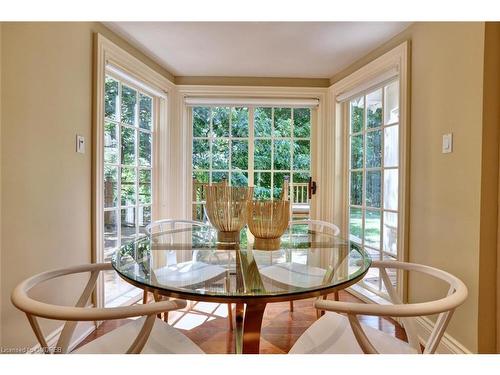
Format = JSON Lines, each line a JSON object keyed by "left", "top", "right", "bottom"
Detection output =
{"left": 308, "top": 177, "right": 317, "bottom": 199}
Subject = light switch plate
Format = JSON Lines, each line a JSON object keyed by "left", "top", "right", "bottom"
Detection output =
{"left": 442, "top": 133, "right": 453, "bottom": 153}
{"left": 76, "top": 135, "right": 85, "bottom": 154}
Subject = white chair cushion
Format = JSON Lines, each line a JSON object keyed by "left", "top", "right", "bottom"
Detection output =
{"left": 289, "top": 312, "right": 417, "bottom": 354}
{"left": 73, "top": 317, "right": 204, "bottom": 354}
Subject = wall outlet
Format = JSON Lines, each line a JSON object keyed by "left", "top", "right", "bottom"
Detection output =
{"left": 442, "top": 133, "right": 453, "bottom": 153}
{"left": 76, "top": 135, "right": 85, "bottom": 154}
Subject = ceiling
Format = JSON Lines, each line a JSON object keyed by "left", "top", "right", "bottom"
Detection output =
{"left": 105, "top": 22, "right": 411, "bottom": 79}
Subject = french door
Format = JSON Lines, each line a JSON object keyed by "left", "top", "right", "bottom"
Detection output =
{"left": 191, "top": 106, "right": 314, "bottom": 222}
{"left": 102, "top": 72, "right": 155, "bottom": 307}
{"left": 347, "top": 79, "right": 402, "bottom": 299}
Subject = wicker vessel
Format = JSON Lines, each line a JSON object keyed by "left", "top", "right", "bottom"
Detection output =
{"left": 247, "top": 200, "right": 290, "bottom": 250}
{"left": 204, "top": 185, "right": 253, "bottom": 243}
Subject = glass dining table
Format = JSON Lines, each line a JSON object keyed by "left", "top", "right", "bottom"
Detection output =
{"left": 112, "top": 223, "right": 371, "bottom": 354}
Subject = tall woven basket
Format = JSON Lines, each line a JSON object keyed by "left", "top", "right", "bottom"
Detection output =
{"left": 204, "top": 185, "right": 254, "bottom": 243}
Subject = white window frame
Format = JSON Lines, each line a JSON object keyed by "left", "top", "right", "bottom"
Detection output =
{"left": 190, "top": 105, "right": 313, "bottom": 219}
{"left": 178, "top": 86, "right": 328, "bottom": 222}
{"left": 329, "top": 42, "right": 409, "bottom": 303}
{"left": 93, "top": 33, "right": 174, "bottom": 309}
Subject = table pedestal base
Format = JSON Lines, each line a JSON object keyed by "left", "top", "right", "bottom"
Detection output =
{"left": 234, "top": 302, "right": 267, "bottom": 354}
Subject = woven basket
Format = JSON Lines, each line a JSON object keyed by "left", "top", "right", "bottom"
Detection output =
{"left": 205, "top": 185, "right": 253, "bottom": 243}
{"left": 247, "top": 200, "right": 290, "bottom": 250}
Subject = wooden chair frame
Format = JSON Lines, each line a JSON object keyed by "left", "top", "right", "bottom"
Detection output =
{"left": 143, "top": 219, "right": 233, "bottom": 329}
{"left": 290, "top": 219, "right": 341, "bottom": 237}
{"left": 314, "top": 260, "right": 468, "bottom": 354}
{"left": 11, "top": 263, "right": 187, "bottom": 354}
{"left": 287, "top": 219, "right": 341, "bottom": 314}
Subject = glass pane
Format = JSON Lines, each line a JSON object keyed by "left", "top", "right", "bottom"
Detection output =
{"left": 139, "top": 206, "right": 151, "bottom": 234}
{"left": 231, "top": 171, "right": 248, "bottom": 187}
{"left": 105, "top": 76, "right": 119, "bottom": 121}
{"left": 350, "top": 171, "right": 362, "bottom": 206}
{"left": 384, "top": 169, "right": 399, "bottom": 210}
{"left": 121, "top": 85, "right": 137, "bottom": 125}
{"left": 192, "top": 171, "right": 209, "bottom": 202}
{"left": 384, "top": 80, "right": 399, "bottom": 125}
{"left": 254, "top": 171, "right": 271, "bottom": 199}
{"left": 366, "top": 130, "right": 381, "bottom": 168}
{"left": 212, "top": 139, "right": 229, "bottom": 169}
{"left": 121, "top": 127, "right": 136, "bottom": 165}
{"left": 350, "top": 134, "right": 363, "bottom": 169}
{"left": 139, "top": 131, "right": 151, "bottom": 167}
{"left": 273, "top": 108, "right": 292, "bottom": 137}
{"left": 349, "top": 207, "right": 362, "bottom": 242}
{"left": 383, "top": 211, "right": 398, "bottom": 255}
{"left": 350, "top": 97, "right": 364, "bottom": 133}
{"left": 121, "top": 167, "right": 136, "bottom": 206}
{"left": 254, "top": 107, "right": 272, "bottom": 137}
{"left": 292, "top": 172, "right": 310, "bottom": 204}
{"left": 104, "top": 210, "right": 118, "bottom": 250}
{"left": 212, "top": 107, "right": 230, "bottom": 137}
{"left": 231, "top": 107, "right": 248, "bottom": 137}
{"left": 364, "top": 209, "right": 381, "bottom": 249}
{"left": 384, "top": 125, "right": 399, "bottom": 168}
{"left": 273, "top": 173, "right": 290, "bottom": 200}
{"left": 104, "top": 122, "right": 118, "bottom": 164}
{"left": 212, "top": 171, "right": 228, "bottom": 183}
{"left": 104, "top": 165, "right": 118, "bottom": 208}
{"left": 193, "top": 107, "right": 211, "bottom": 137}
{"left": 254, "top": 139, "right": 272, "bottom": 170}
{"left": 121, "top": 207, "right": 137, "bottom": 244}
{"left": 293, "top": 108, "right": 311, "bottom": 138}
{"left": 192, "top": 204, "right": 205, "bottom": 222}
{"left": 139, "top": 94, "right": 152, "bottom": 130}
{"left": 366, "top": 89, "right": 382, "bottom": 129}
{"left": 231, "top": 140, "right": 248, "bottom": 170}
{"left": 274, "top": 140, "right": 291, "bottom": 170}
{"left": 192, "top": 139, "right": 210, "bottom": 170}
{"left": 293, "top": 140, "right": 310, "bottom": 170}
{"left": 364, "top": 248, "right": 380, "bottom": 290}
{"left": 139, "top": 169, "right": 151, "bottom": 204}
{"left": 366, "top": 170, "right": 381, "bottom": 208}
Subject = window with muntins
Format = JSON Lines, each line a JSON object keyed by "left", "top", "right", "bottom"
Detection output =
{"left": 348, "top": 79, "right": 400, "bottom": 297}
{"left": 191, "top": 106, "right": 312, "bottom": 222}
{"left": 103, "top": 73, "right": 154, "bottom": 306}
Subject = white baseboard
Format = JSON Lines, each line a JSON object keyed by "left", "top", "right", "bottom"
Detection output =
{"left": 414, "top": 316, "right": 472, "bottom": 354}
{"left": 29, "top": 321, "right": 96, "bottom": 354}
{"left": 347, "top": 286, "right": 471, "bottom": 354}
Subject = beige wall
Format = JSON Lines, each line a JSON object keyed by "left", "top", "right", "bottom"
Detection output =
{"left": 0, "top": 21, "right": 3, "bottom": 348}
{"left": 0, "top": 22, "right": 175, "bottom": 349}
{"left": 332, "top": 22, "right": 496, "bottom": 353}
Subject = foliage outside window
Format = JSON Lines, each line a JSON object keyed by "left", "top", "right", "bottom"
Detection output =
{"left": 192, "top": 106, "right": 311, "bottom": 221}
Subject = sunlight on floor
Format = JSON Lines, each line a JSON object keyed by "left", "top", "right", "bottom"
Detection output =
{"left": 167, "top": 301, "right": 228, "bottom": 330}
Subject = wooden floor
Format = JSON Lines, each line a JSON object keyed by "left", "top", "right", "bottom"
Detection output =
{"left": 78, "top": 291, "right": 407, "bottom": 354}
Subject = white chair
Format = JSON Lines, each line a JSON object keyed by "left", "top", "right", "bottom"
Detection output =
{"left": 259, "top": 219, "right": 341, "bottom": 315}
{"left": 10, "top": 263, "right": 204, "bottom": 354}
{"left": 289, "top": 260, "right": 468, "bottom": 354}
{"left": 290, "top": 219, "right": 340, "bottom": 237}
{"left": 144, "top": 219, "right": 233, "bottom": 329}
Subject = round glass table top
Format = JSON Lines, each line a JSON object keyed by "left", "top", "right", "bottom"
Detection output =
{"left": 112, "top": 224, "right": 371, "bottom": 303}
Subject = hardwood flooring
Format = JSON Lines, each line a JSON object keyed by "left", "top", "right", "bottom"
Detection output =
{"left": 77, "top": 290, "right": 407, "bottom": 354}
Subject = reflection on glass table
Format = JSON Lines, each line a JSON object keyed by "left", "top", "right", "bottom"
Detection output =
{"left": 112, "top": 223, "right": 370, "bottom": 354}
